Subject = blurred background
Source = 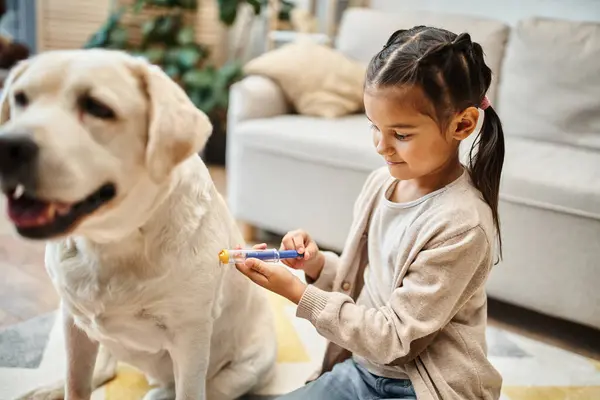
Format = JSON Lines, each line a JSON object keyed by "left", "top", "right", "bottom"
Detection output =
{"left": 0, "top": 1, "right": 600, "bottom": 399}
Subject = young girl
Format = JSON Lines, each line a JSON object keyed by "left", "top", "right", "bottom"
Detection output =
{"left": 235, "top": 25, "right": 505, "bottom": 400}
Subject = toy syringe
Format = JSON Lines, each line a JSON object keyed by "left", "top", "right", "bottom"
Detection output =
{"left": 218, "top": 248, "right": 302, "bottom": 265}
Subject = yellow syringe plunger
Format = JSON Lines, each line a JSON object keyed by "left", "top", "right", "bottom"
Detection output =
{"left": 218, "top": 249, "right": 230, "bottom": 264}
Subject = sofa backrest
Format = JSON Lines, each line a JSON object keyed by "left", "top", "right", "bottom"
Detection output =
{"left": 369, "top": 0, "right": 600, "bottom": 26}
{"left": 496, "top": 17, "right": 600, "bottom": 149}
{"left": 335, "top": 8, "right": 510, "bottom": 103}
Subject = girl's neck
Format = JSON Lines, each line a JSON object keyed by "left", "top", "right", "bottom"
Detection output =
{"left": 391, "top": 157, "right": 464, "bottom": 203}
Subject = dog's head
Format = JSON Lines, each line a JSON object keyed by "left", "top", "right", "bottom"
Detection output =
{"left": 0, "top": 49, "right": 212, "bottom": 240}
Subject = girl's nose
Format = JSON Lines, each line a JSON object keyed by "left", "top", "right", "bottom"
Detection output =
{"left": 376, "top": 136, "right": 393, "bottom": 156}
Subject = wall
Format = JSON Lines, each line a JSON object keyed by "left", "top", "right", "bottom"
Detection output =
{"left": 369, "top": 0, "right": 600, "bottom": 25}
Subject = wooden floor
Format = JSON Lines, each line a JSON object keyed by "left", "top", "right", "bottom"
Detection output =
{"left": 0, "top": 165, "right": 599, "bottom": 363}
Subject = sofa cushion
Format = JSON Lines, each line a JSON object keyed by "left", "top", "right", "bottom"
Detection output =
{"left": 235, "top": 116, "right": 600, "bottom": 219}
{"left": 232, "top": 115, "right": 384, "bottom": 172}
{"left": 497, "top": 17, "right": 600, "bottom": 150}
{"left": 243, "top": 41, "right": 366, "bottom": 118}
{"left": 335, "top": 8, "right": 509, "bottom": 103}
{"left": 501, "top": 137, "right": 600, "bottom": 219}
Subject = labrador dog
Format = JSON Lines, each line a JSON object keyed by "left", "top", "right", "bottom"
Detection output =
{"left": 0, "top": 49, "right": 277, "bottom": 400}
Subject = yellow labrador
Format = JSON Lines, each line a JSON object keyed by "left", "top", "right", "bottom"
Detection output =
{"left": 0, "top": 49, "right": 277, "bottom": 400}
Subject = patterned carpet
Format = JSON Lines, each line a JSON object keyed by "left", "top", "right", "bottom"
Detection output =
{"left": 1, "top": 276, "right": 600, "bottom": 400}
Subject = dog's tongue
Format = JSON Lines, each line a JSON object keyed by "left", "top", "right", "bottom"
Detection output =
{"left": 7, "top": 195, "right": 54, "bottom": 227}
{"left": 6, "top": 194, "right": 72, "bottom": 228}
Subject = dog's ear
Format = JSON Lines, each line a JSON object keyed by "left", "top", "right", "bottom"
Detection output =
{"left": 0, "top": 60, "right": 30, "bottom": 125}
{"left": 139, "top": 62, "right": 212, "bottom": 183}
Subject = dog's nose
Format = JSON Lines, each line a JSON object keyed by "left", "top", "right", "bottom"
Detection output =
{"left": 0, "top": 133, "right": 39, "bottom": 189}
{"left": 0, "top": 134, "right": 39, "bottom": 169}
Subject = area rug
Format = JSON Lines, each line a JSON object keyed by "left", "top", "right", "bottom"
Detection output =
{"left": 1, "top": 282, "right": 600, "bottom": 400}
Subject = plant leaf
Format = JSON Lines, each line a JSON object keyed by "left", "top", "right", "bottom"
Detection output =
{"left": 132, "top": 0, "right": 147, "bottom": 13}
{"left": 143, "top": 47, "right": 166, "bottom": 64}
{"left": 177, "top": 26, "right": 195, "bottom": 45}
{"left": 164, "top": 48, "right": 181, "bottom": 65}
{"left": 163, "top": 64, "right": 180, "bottom": 80}
{"left": 210, "top": 62, "right": 241, "bottom": 109}
{"left": 176, "top": 46, "right": 202, "bottom": 70}
{"left": 188, "top": 89, "right": 204, "bottom": 109}
{"left": 218, "top": 60, "right": 243, "bottom": 82}
{"left": 213, "top": 87, "right": 229, "bottom": 109}
{"left": 141, "top": 19, "right": 156, "bottom": 40}
{"left": 197, "top": 96, "right": 218, "bottom": 115}
{"left": 218, "top": 0, "right": 240, "bottom": 26}
{"left": 108, "top": 26, "right": 128, "bottom": 48}
{"left": 84, "top": 10, "right": 123, "bottom": 49}
{"left": 182, "top": 68, "right": 215, "bottom": 89}
{"left": 156, "top": 15, "right": 178, "bottom": 41}
{"left": 187, "top": 88, "right": 218, "bottom": 116}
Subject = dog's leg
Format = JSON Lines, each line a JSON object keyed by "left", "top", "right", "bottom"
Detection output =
{"left": 90, "top": 346, "right": 118, "bottom": 391}
{"left": 16, "top": 346, "right": 116, "bottom": 400}
{"left": 17, "top": 309, "right": 117, "bottom": 400}
{"left": 206, "top": 291, "right": 277, "bottom": 400}
{"left": 61, "top": 307, "right": 102, "bottom": 399}
{"left": 205, "top": 338, "right": 277, "bottom": 400}
{"left": 169, "top": 319, "right": 214, "bottom": 400}
{"left": 119, "top": 349, "right": 175, "bottom": 400}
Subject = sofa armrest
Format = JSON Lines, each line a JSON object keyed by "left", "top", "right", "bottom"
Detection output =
{"left": 227, "top": 75, "right": 290, "bottom": 131}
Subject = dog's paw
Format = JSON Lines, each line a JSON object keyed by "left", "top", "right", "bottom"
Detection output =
{"left": 143, "top": 386, "right": 176, "bottom": 400}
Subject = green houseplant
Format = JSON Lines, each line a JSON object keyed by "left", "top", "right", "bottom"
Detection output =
{"left": 84, "top": 0, "right": 291, "bottom": 164}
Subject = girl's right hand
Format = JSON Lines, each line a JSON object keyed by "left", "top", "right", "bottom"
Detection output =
{"left": 280, "top": 229, "right": 325, "bottom": 281}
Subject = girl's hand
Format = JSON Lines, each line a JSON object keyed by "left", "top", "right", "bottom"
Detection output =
{"left": 234, "top": 243, "right": 307, "bottom": 304}
{"left": 280, "top": 229, "right": 325, "bottom": 281}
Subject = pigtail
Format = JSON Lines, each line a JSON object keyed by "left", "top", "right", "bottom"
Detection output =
{"left": 469, "top": 106, "right": 505, "bottom": 259}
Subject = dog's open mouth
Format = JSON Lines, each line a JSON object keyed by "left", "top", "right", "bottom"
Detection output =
{"left": 3, "top": 183, "right": 116, "bottom": 239}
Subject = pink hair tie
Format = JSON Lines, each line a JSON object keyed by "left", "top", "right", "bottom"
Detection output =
{"left": 480, "top": 96, "right": 491, "bottom": 110}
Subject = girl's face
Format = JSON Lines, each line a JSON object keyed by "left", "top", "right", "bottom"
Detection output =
{"left": 364, "top": 85, "right": 476, "bottom": 181}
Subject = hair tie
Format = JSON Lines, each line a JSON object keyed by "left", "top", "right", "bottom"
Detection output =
{"left": 480, "top": 96, "right": 491, "bottom": 110}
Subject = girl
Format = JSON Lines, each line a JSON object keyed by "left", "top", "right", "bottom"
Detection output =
{"left": 236, "top": 25, "right": 505, "bottom": 400}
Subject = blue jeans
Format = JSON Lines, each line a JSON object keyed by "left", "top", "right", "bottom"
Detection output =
{"left": 277, "top": 358, "right": 416, "bottom": 399}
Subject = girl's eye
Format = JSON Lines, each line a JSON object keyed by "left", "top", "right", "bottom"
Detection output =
{"left": 369, "top": 123, "right": 379, "bottom": 131}
{"left": 395, "top": 133, "right": 409, "bottom": 140}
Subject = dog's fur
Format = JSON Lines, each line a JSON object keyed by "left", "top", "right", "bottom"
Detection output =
{"left": 1, "top": 49, "right": 277, "bottom": 400}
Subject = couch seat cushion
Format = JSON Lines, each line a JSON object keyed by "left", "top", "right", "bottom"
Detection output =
{"left": 502, "top": 137, "right": 600, "bottom": 218}
{"left": 235, "top": 116, "right": 600, "bottom": 218}
{"left": 233, "top": 115, "right": 384, "bottom": 172}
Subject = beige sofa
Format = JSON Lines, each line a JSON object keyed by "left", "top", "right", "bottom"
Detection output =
{"left": 226, "top": 7, "right": 600, "bottom": 330}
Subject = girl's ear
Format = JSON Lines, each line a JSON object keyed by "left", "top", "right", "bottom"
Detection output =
{"left": 451, "top": 106, "right": 480, "bottom": 141}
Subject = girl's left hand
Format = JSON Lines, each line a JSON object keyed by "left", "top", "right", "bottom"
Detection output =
{"left": 234, "top": 243, "right": 307, "bottom": 304}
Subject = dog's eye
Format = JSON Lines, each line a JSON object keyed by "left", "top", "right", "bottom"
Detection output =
{"left": 79, "top": 95, "right": 116, "bottom": 120}
{"left": 14, "top": 91, "right": 28, "bottom": 107}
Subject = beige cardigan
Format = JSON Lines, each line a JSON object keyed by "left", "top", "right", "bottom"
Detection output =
{"left": 297, "top": 167, "right": 503, "bottom": 399}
